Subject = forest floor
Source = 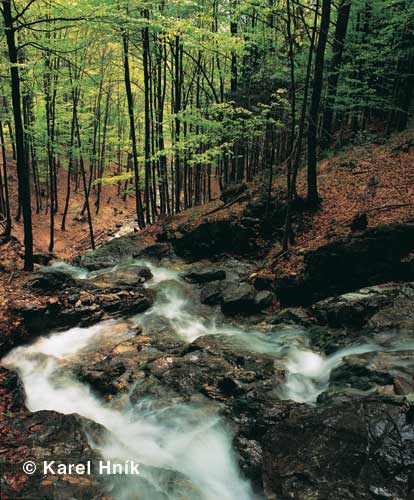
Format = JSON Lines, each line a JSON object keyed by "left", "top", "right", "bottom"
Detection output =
{"left": 267, "top": 129, "right": 414, "bottom": 277}
{"left": 1, "top": 129, "right": 414, "bottom": 334}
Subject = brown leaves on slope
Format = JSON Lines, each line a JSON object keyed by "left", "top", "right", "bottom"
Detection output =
{"left": 271, "top": 131, "right": 414, "bottom": 277}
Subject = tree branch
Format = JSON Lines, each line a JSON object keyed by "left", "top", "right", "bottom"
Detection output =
{"left": 15, "top": 16, "right": 88, "bottom": 31}
{"left": 12, "top": 0, "right": 37, "bottom": 22}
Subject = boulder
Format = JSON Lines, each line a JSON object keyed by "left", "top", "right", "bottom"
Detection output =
{"left": 200, "top": 281, "right": 224, "bottom": 305}
{"left": 135, "top": 242, "right": 173, "bottom": 261}
{"left": 26, "top": 270, "right": 76, "bottom": 293}
{"left": 272, "top": 307, "right": 314, "bottom": 327}
{"left": 156, "top": 229, "right": 177, "bottom": 242}
{"left": 275, "top": 223, "right": 414, "bottom": 307}
{"left": 74, "top": 235, "right": 147, "bottom": 270}
{"left": 312, "top": 282, "right": 414, "bottom": 330}
{"left": 91, "top": 286, "right": 155, "bottom": 316}
{"left": 9, "top": 286, "right": 154, "bottom": 339}
{"left": 330, "top": 353, "right": 395, "bottom": 391}
{"left": 243, "top": 197, "right": 286, "bottom": 225}
{"left": 254, "top": 290, "right": 274, "bottom": 309}
{"left": 183, "top": 266, "right": 226, "bottom": 284}
{"left": 86, "top": 265, "right": 153, "bottom": 288}
{"left": 172, "top": 219, "right": 261, "bottom": 260}
{"left": 32, "top": 253, "right": 55, "bottom": 265}
{"left": 221, "top": 282, "right": 257, "bottom": 316}
{"left": 329, "top": 349, "right": 414, "bottom": 395}
{"left": 77, "top": 360, "right": 127, "bottom": 396}
{"left": 262, "top": 396, "right": 414, "bottom": 499}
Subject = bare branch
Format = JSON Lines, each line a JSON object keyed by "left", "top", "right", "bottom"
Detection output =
{"left": 12, "top": 0, "right": 37, "bottom": 22}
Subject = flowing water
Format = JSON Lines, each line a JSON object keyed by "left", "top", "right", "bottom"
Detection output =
{"left": 2, "top": 258, "right": 413, "bottom": 499}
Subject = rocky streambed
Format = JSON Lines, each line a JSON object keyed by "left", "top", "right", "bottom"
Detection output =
{"left": 2, "top": 231, "right": 414, "bottom": 499}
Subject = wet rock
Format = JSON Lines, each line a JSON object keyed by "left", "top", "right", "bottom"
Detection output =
{"left": 9, "top": 285, "right": 154, "bottom": 338}
{"left": 78, "top": 361, "right": 126, "bottom": 396}
{"left": 312, "top": 282, "right": 414, "bottom": 330}
{"left": 230, "top": 397, "right": 292, "bottom": 442}
{"left": 115, "top": 264, "right": 153, "bottom": 283}
{"left": 200, "top": 281, "right": 223, "bottom": 305}
{"left": 75, "top": 235, "right": 147, "bottom": 270}
{"left": 129, "top": 333, "right": 281, "bottom": 407}
{"left": 275, "top": 223, "right": 414, "bottom": 306}
{"left": 0, "top": 368, "right": 107, "bottom": 500}
{"left": 254, "top": 290, "right": 274, "bottom": 310}
{"left": 394, "top": 375, "right": 414, "bottom": 395}
{"left": 0, "top": 367, "right": 26, "bottom": 412}
{"left": 330, "top": 353, "right": 395, "bottom": 391}
{"left": 183, "top": 265, "right": 226, "bottom": 284}
{"left": 151, "top": 351, "right": 234, "bottom": 398}
{"left": 87, "top": 265, "right": 153, "bottom": 288}
{"left": 262, "top": 396, "right": 414, "bottom": 499}
{"left": 233, "top": 436, "right": 263, "bottom": 487}
{"left": 221, "top": 282, "right": 257, "bottom": 316}
{"left": 130, "top": 374, "right": 183, "bottom": 405}
{"left": 1, "top": 411, "right": 108, "bottom": 500}
{"left": 26, "top": 270, "right": 76, "bottom": 293}
{"left": 71, "top": 331, "right": 169, "bottom": 399}
{"left": 272, "top": 307, "right": 314, "bottom": 327}
{"left": 312, "top": 288, "right": 391, "bottom": 329}
{"left": 368, "top": 297, "right": 414, "bottom": 334}
{"left": 329, "top": 349, "right": 414, "bottom": 396}
{"left": 94, "top": 286, "right": 154, "bottom": 316}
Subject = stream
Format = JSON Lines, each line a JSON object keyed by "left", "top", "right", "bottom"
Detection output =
{"left": 2, "top": 258, "right": 413, "bottom": 500}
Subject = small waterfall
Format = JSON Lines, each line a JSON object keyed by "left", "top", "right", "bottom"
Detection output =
{"left": 3, "top": 320, "right": 256, "bottom": 500}
{"left": 4, "top": 257, "right": 414, "bottom": 498}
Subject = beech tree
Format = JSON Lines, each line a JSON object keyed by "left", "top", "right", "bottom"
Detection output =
{"left": 1, "top": 0, "right": 413, "bottom": 265}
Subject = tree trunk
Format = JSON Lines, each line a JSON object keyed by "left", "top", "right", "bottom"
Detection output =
{"left": 307, "top": 0, "right": 331, "bottom": 208}
{"left": 321, "top": 0, "right": 351, "bottom": 147}
{"left": 0, "top": 120, "right": 11, "bottom": 239}
{"left": 122, "top": 28, "right": 145, "bottom": 228}
{"left": 2, "top": 0, "right": 34, "bottom": 270}
{"left": 142, "top": 11, "right": 152, "bottom": 224}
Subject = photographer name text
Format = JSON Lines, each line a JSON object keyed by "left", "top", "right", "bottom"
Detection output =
{"left": 22, "top": 460, "right": 141, "bottom": 476}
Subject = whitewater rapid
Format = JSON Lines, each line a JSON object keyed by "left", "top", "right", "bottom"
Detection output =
{"left": 2, "top": 258, "right": 409, "bottom": 499}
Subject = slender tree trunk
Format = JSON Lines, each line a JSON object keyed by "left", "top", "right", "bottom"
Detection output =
{"left": 74, "top": 108, "right": 95, "bottom": 250}
{"left": 62, "top": 67, "right": 79, "bottom": 231}
{"left": 307, "top": 0, "right": 331, "bottom": 208}
{"left": 0, "top": 120, "right": 11, "bottom": 239}
{"left": 321, "top": 0, "right": 351, "bottom": 147}
{"left": 282, "top": 0, "right": 297, "bottom": 252}
{"left": 142, "top": 11, "right": 152, "bottom": 224}
{"left": 122, "top": 28, "right": 145, "bottom": 228}
{"left": 291, "top": 0, "right": 319, "bottom": 196}
{"left": 95, "top": 81, "right": 111, "bottom": 214}
{"left": 43, "top": 50, "right": 55, "bottom": 252}
{"left": 174, "top": 36, "right": 182, "bottom": 213}
{"left": 3, "top": 1, "right": 34, "bottom": 270}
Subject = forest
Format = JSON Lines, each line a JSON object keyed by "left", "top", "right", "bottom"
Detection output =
{"left": 1, "top": 0, "right": 412, "bottom": 270}
{"left": 1, "top": 1, "right": 414, "bottom": 500}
